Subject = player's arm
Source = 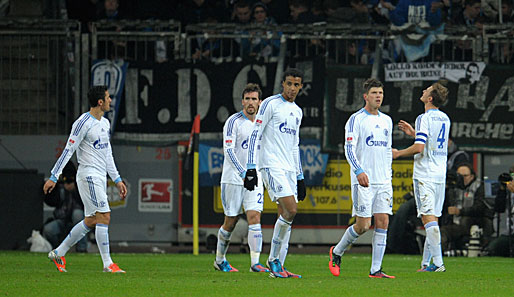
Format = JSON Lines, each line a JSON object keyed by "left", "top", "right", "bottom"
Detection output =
{"left": 344, "top": 115, "right": 368, "bottom": 187}
{"left": 293, "top": 110, "right": 306, "bottom": 201}
{"left": 398, "top": 120, "right": 415, "bottom": 137}
{"left": 105, "top": 124, "right": 126, "bottom": 199}
{"left": 43, "top": 116, "right": 87, "bottom": 194}
{"left": 393, "top": 114, "right": 426, "bottom": 159}
{"left": 222, "top": 119, "right": 246, "bottom": 178}
{"left": 244, "top": 100, "right": 272, "bottom": 190}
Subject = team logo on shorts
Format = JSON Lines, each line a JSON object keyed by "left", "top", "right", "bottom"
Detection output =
{"left": 277, "top": 185, "right": 283, "bottom": 192}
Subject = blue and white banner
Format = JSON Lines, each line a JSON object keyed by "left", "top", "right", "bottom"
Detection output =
{"left": 91, "top": 59, "right": 128, "bottom": 134}
{"left": 198, "top": 139, "right": 328, "bottom": 187}
{"left": 384, "top": 61, "right": 486, "bottom": 83}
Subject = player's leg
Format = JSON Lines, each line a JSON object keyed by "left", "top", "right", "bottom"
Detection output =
{"left": 214, "top": 183, "right": 242, "bottom": 272}
{"left": 243, "top": 179, "right": 268, "bottom": 272}
{"left": 415, "top": 180, "right": 445, "bottom": 272}
{"left": 419, "top": 239, "right": 432, "bottom": 271}
{"left": 330, "top": 184, "right": 372, "bottom": 276}
{"left": 277, "top": 204, "right": 291, "bottom": 266}
{"left": 71, "top": 208, "right": 88, "bottom": 252}
{"left": 369, "top": 185, "right": 394, "bottom": 278}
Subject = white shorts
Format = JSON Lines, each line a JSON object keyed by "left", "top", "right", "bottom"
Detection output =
{"left": 351, "top": 183, "right": 393, "bottom": 217}
{"left": 260, "top": 167, "right": 297, "bottom": 203}
{"left": 76, "top": 172, "right": 110, "bottom": 217}
{"left": 220, "top": 180, "right": 264, "bottom": 217}
{"left": 413, "top": 179, "right": 445, "bottom": 218}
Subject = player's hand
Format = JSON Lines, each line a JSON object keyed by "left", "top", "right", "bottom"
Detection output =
{"left": 398, "top": 120, "right": 415, "bottom": 137}
{"left": 117, "top": 180, "right": 127, "bottom": 199}
{"left": 507, "top": 182, "right": 514, "bottom": 193}
{"left": 297, "top": 179, "right": 306, "bottom": 201}
{"left": 244, "top": 169, "right": 258, "bottom": 191}
{"left": 43, "top": 179, "right": 56, "bottom": 194}
{"left": 357, "top": 172, "right": 369, "bottom": 187}
{"left": 392, "top": 148, "right": 400, "bottom": 159}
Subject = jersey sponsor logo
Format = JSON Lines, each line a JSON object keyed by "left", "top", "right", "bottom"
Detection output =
{"left": 365, "top": 134, "right": 388, "bottom": 147}
{"left": 279, "top": 120, "right": 297, "bottom": 135}
{"left": 241, "top": 138, "right": 248, "bottom": 149}
{"left": 93, "top": 138, "right": 109, "bottom": 149}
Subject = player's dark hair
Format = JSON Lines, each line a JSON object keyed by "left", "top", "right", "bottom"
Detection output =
{"left": 282, "top": 68, "right": 304, "bottom": 83}
{"left": 430, "top": 82, "right": 448, "bottom": 107}
{"left": 242, "top": 83, "right": 262, "bottom": 100}
{"left": 88, "top": 85, "right": 108, "bottom": 107}
{"left": 363, "top": 78, "right": 383, "bottom": 94}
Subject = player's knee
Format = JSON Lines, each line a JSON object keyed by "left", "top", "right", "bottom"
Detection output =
{"left": 246, "top": 212, "right": 261, "bottom": 225}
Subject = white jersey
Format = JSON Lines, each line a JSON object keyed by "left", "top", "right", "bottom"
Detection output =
{"left": 344, "top": 108, "right": 393, "bottom": 185}
{"left": 221, "top": 111, "right": 258, "bottom": 185}
{"left": 247, "top": 94, "right": 303, "bottom": 176}
{"left": 50, "top": 112, "right": 121, "bottom": 183}
{"left": 413, "top": 108, "right": 451, "bottom": 181}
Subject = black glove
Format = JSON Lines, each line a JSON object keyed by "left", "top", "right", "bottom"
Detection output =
{"left": 297, "top": 179, "right": 306, "bottom": 201}
{"left": 244, "top": 169, "right": 258, "bottom": 191}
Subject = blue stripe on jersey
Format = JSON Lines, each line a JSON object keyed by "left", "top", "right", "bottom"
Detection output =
{"left": 247, "top": 130, "right": 258, "bottom": 164}
{"left": 73, "top": 114, "right": 91, "bottom": 136}
{"left": 227, "top": 148, "right": 244, "bottom": 173}
{"left": 265, "top": 168, "right": 275, "bottom": 192}
{"left": 348, "top": 109, "right": 365, "bottom": 133}
{"left": 297, "top": 150, "right": 303, "bottom": 175}
{"left": 353, "top": 184, "right": 359, "bottom": 212}
{"left": 416, "top": 132, "right": 428, "bottom": 138}
{"left": 415, "top": 114, "right": 423, "bottom": 132}
{"left": 345, "top": 144, "right": 359, "bottom": 171}
{"left": 415, "top": 138, "right": 426, "bottom": 143}
{"left": 413, "top": 179, "right": 421, "bottom": 211}
{"left": 86, "top": 176, "right": 98, "bottom": 207}
{"left": 221, "top": 184, "right": 227, "bottom": 210}
{"left": 52, "top": 148, "right": 69, "bottom": 176}
{"left": 226, "top": 113, "right": 243, "bottom": 136}
{"left": 258, "top": 95, "right": 280, "bottom": 115}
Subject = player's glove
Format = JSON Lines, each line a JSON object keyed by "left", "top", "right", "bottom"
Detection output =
{"left": 244, "top": 169, "right": 258, "bottom": 191}
{"left": 297, "top": 179, "right": 306, "bottom": 201}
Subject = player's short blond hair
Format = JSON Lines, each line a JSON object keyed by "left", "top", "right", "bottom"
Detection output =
{"left": 430, "top": 82, "right": 448, "bottom": 107}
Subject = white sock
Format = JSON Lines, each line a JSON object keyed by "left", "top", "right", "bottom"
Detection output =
{"left": 279, "top": 226, "right": 291, "bottom": 266}
{"left": 216, "top": 227, "right": 232, "bottom": 263}
{"left": 421, "top": 238, "right": 432, "bottom": 267}
{"left": 268, "top": 216, "right": 292, "bottom": 262}
{"left": 370, "top": 228, "right": 387, "bottom": 274}
{"left": 334, "top": 225, "right": 359, "bottom": 256}
{"left": 96, "top": 224, "right": 113, "bottom": 268}
{"left": 425, "top": 222, "right": 444, "bottom": 267}
{"left": 248, "top": 224, "right": 262, "bottom": 266}
{"left": 55, "top": 220, "right": 90, "bottom": 257}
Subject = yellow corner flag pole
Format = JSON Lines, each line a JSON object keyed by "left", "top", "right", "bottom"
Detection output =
{"left": 192, "top": 115, "right": 200, "bottom": 255}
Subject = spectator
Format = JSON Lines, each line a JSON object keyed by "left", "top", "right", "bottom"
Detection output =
{"left": 385, "top": 0, "right": 443, "bottom": 27}
{"left": 43, "top": 162, "right": 88, "bottom": 253}
{"left": 500, "top": 0, "right": 514, "bottom": 22}
{"left": 178, "top": 0, "right": 220, "bottom": 26}
{"left": 486, "top": 164, "right": 514, "bottom": 256}
{"left": 289, "top": 0, "right": 324, "bottom": 23}
{"left": 260, "top": 0, "right": 290, "bottom": 24}
{"left": 249, "top": 1, "right": 280, "bottom": 58}
{"left": 440, "top": 163, "right": 494, "bottom": 252}
{"left": 233, "top": 0, "right": 252, "bottom": 24}
{"left": 452, "top": 0, "right": 481, "bottom": 27}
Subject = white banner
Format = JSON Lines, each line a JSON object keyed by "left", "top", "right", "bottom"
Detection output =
{"left": 384, "top": 62, "right": 486, "bottom": 83}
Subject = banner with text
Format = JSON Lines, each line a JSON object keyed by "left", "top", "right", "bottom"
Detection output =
{"left": 384, "top": 62, "right": 486, "bottom": 83}
{"left": 199, "top": 139, "right": 329, "bottom": 187}
{"left": 113, "top": 59, "right": 324, "bottom": 143}
{"left": 213, "top": 160, "right": 413, "bottom": 214}
{"left": 324, "top": 65, "right": 514, "bottom": 152}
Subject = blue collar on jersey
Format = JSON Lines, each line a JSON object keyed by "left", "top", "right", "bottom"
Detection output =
{"left": 239, "top": 111, "right": 250, "bottom": 121}
{"left": 362, "top": 108, "right": 380, "bottom": 116}
{"left": 279, "top": 94, "right": 287, "bottom": 102}
{"left": 87, "top": 112, "right": 100, "bottom": 121}
{"left": 426, "top": 108, "right": 439, "bottom": 113}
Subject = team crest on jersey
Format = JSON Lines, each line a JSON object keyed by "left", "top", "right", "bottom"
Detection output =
{"left": 296, "top": 117, "right": 299, "bottom": 126}
{"left": 384, "top": 129, "right": 388, "bottom": 136}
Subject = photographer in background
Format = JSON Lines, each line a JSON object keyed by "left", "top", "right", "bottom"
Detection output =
{"left": 43, "top": 162, "right": 88, "bottom": 253}
{"left": 486, "top": 165, "right": 514, "bottom": 257}
{"left": 440, "top": 163, "right": 494, "bottom": 252}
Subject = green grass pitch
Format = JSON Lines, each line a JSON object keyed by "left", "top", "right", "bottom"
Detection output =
{"left": 1, "top": 251, "right": 513, "bottom": 296}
